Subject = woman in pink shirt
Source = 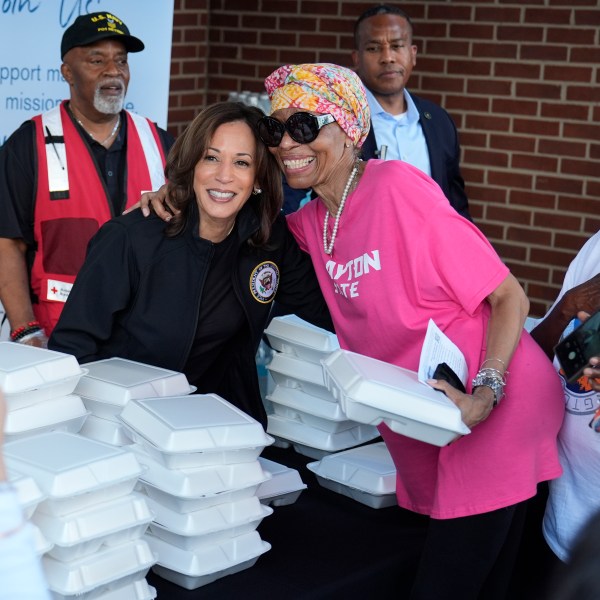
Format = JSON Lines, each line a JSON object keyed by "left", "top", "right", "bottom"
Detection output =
{"left": 258, "top": 63, "right": 564, "bottom": 600}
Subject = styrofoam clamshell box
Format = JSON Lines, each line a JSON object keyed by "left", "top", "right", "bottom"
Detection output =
{"left": 79, "top": 413, "right": 134, "bottom": 447}
{"left": 266, "top": 352, "right": 334, "bottom": 400}
{"left": 256, "top": 457, "right": 307, "bottom": 507}
{"left": 146, "top": 530, "right": 270, "bottom": 590}
{"left": 272, "top": 404, "right": 359, "bottom": 434}
{"left": 8, "top": 468, "right": 46, "bottom": 519}
{"left": 75, "top": 357, "right": 194, "bottom": 420}
{"left": 34, "top": 492, "right": 153, "bottom": 562}
{"left": 42, "top": 538, "right": 156, "bottom": 597}
{"left": 306, "top": 442, "right": 397, "bottom": 509}
{"left": 267, "top": 414, "right": 379, "bottom": 453}
{"left": 267, "top": 384, "right": 349, "bottom": 422}
{"left": 51, "top": 577, "right": 157, "bottom": 600}
{"left": 131, "top": 444, "right": 270, "bottom": 500}
{"left": 264, "top": 314, "right": 339, "bottom": 364}
{"left": 3, "top": 432, "right": 142, "bottom": 516}
{"left": 0, "top": 342, "right": 86, "bottom": 410}
{"left": 4, "top": 394, "right": 89, "bottom": 440}
{"left": 146, "top": 494, "right": 272, "bottom": 546}
{"left": 322, "top": 349, "right": 471, "bottom": 447}
{"left": 31, "top": 522, "right": 54, "bottom": 555}
{"left": 119, "top": 394, "right": 273, "bottom": 468}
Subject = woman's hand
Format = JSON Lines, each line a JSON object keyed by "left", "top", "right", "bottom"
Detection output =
{"left": 122, "top": 184, "right": 178, "bottom": 222}
{"left": 427, "top": 379, "right": 494, "bottom": 429}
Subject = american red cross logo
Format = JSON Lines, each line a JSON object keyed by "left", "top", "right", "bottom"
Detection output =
{"left": 51, "top": 286, "right": 58, "bottom": 294}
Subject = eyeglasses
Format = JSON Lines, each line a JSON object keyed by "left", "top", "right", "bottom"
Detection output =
{"left": 257, "top": 112, "right": 336, "bottom": 147}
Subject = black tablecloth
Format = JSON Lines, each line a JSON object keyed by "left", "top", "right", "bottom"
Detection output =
{"left": 147, "top": 444, "right": 428, "bottom": 599}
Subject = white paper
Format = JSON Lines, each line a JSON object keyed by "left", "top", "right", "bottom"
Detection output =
{"left": 418, "top": 320, "right": 468, "bottom": 387}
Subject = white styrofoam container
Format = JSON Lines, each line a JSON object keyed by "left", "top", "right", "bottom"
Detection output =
{"left": 75, "top": 357, "right": 193, "bottom": 419}
{"left": 256, "top": 457, "right": 307, "bottom": 507}
{"left": 272, "top": 404, "right": 358, "bottom": 434}
{"left": 52, "top": 577, "right": 157, "bottom": 600}
{"left": 145, "top": 495, "right": 272, "bottom": 545}
{"left": 119, "top": 394, "right": 273, "bottom": 468}
{"left": 131, "top": 445, "right": 270, "bottom": 499}
{"left": 266, "top": 352, "right": 334, "bottom": 400}
{"left": 79, "top": 413, "right": 134, "bottom": 446}
{"left": 3, "top": 432, "right": 142, "bottom": 516}
{"left": 266, "top": 414, "right": 379, "bottom": 453}
{"left": 267, "top": 384, "right": 349, "bottom": 422}
{"left": 30, "top": 522, "right": 54, "bottom": 555}
{"left": 306, "top": 442, "right": 397, "bottom": 509}
{"left": 146, "top": 530, "right": 270, "bottom": 590}
{"left": 34, "top": 492, "right": 153, "bottom": 562}
{"left": 42, "top": 538, "right": 156, "bottom": 597}
{"left": 322, "top": 349, "right": 471, "bottom": 446}
{"left": 8, "top": 468, "right": 46, "bottom": 519}
{"left": 138, "top": 479, "right": 262, "bottom": 514}
{"left": 264, "top": 314, "right": 339, "bottom": 364}
{"left": 4, "top": 394, "right": 89, "bottom": 440}
{"left": 0, "top": 342, "right": 86, "bottom": 409}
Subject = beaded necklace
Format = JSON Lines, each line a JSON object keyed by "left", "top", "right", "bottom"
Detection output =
{"left": 323, "top": 162, "right": 360, "bottom": 255}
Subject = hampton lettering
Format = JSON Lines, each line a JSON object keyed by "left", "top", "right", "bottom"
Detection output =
{"left": 325, "top": 250, "right": 381, "bottom": 298}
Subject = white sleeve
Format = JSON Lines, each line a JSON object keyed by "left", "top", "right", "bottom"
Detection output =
{"left": 0, "top": 486, "right": 50, "bottom": 600}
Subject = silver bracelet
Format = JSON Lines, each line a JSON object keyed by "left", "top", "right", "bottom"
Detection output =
{"left": 472, "top": 370, "right": 506, "bottom": 407}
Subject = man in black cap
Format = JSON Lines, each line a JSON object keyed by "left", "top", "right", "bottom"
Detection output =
{"left": 0, "top": 11, "right": 175, "bottom": 346}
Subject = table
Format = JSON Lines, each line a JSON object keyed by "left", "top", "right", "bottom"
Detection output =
{"left": 147, "top": 444, "right": 428, "bottom": 599}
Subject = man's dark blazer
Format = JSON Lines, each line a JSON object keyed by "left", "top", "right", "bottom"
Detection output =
{"left": 360, "top": 93, "right": 471, "bottom": 221}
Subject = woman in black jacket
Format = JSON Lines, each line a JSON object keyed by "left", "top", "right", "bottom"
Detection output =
{"left": 49, "top": 102, "right": 332, "bottom": 427}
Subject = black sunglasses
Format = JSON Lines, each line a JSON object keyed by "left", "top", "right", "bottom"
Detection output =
{"left": 257, "top": 112, "right": 336, "bottom": 147}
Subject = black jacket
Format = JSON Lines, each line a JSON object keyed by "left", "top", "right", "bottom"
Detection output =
{"left": 49, "top": 203, "right": 332, "bottom": 427}
{"left": 360, "top": 93, "right": 471, "bottom": 221}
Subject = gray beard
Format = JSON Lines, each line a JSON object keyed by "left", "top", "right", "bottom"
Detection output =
{"left": 93, "top": 88, "right": 125, "bottom": 115}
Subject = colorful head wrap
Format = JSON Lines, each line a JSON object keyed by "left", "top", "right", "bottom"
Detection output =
{"left": 264, "top": 63, "right": 371, "bottom": 148}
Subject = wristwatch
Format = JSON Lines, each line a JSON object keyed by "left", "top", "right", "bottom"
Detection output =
{"left": 472, "top": 372, "right": 505, "bottom": 407}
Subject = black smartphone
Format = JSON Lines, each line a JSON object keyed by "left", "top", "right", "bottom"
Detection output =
{"left": 554, "top": 309, "right": 600, "bottom": 382}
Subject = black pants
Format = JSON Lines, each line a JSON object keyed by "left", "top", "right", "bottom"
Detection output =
{"left": 409, "top": 501, "right": 528, "bottom": 600}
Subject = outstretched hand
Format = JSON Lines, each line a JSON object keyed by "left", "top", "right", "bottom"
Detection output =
{"left": 427, "top": 378, "right": 494, "bottom": 429}
{"left": 123, "top": 184, "right": 178, "bottom": 222}
{"left": 583, "top": 356, "right": 600, "bottom": 392}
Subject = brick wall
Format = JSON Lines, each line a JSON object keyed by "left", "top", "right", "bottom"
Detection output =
{"left": 169, "top": 0, "right": 600, "bottom": 317}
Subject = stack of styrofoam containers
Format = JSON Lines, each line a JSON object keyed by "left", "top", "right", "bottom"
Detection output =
{"left": 306, "top": 441, "right": 398, "bottom": 508}
{"left": 0, "top": 342, "right": 89, "bottom": 441}
{"left": 263, "top": 316, "right": 380, "bottom": 459}
{"left": 3, "top": 431, "right": 157, "bottom": 600}
{"left": 117, "top": 394, "right": 274, "bottom": 590}
{"left": 321, "top": 349, "right": 471, "bottom": 446}
{"left": 75, "top": 358, "right": 195, "bottom": 447}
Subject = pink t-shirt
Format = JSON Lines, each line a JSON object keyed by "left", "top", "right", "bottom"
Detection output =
{"left": 287, "top": 160, "right": 563, "bottom": 518}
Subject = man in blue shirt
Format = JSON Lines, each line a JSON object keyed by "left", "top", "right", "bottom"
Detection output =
{"left": 352, "top": 4, "right": 471, "bottom": 220}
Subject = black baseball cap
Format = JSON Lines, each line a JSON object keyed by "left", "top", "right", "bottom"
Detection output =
{"left": 61, "top": 11, "right": 145, "bottom": 59}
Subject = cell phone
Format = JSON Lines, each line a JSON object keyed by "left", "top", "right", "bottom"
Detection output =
{"left": 554, "top": 309, "right": 600, "bottom": 382}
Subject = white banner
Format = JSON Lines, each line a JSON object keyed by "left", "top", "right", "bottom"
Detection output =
{"left": 0, "top": 0, "right": 174, "bottom": 341}
{"left": 0, "top": 0, "right": 174, "bottom": 145}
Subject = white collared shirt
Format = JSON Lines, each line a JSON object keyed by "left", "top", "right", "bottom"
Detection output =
{"left": 365, "top": 88, "right": 432, "bottom": 177}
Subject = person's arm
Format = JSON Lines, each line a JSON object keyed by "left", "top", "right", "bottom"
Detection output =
{"left": 429, "top": 274, "right": 528, "bottom": 428}
{"left": 0, "top": 238, "right": 48, "bottom": 348}
{"left": 0, "top": 391, "right": 51, "bottom": 600}
{"left": 531, "top": 273, "right": 600, "bottom": 359}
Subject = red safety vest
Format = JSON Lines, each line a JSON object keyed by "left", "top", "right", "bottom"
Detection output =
{"left": 31, "top": 100, "right": 167, "bottom": 336}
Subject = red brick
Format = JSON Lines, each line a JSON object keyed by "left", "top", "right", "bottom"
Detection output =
{"left": 512, "top": 154, "right": 559, "bottom": 173}
{"left": 466, "top": 114, "right": 511, "bottom": 132}
{"left": 540, "top": 102, "right": 589, "bottom": 121}
{"left": 516, "top": 82, "right": 562, "bottom": 100}
{"left": 524, "top": 8, "right": 573, "bottom": 24}
{"left": 520, "top": 44, "right": 568, "bottom": 61}
{"left": 509, "top": 190, "right": 556, "bottom": 209}
{"left": 488, "top": 171, "right": 533, "bottom": 189}
{"left": 448, "top": 60, "right": 491, "bottom": 76}
{"left": 513, "top": 118, "right": 560, "bottom": 136}
{"left": 475, "top": 7, "right": 522, "bottom": 22}
{"left": 538, "top": 139, "right": 587, "bottom": 158}
{"left": 467, "top": 79, "right": 513, "bottom": 96}
{"left": 491, "top": 98, "right": 539, "bottom": 116}
{"left": 490, "top": 134, "right": 536, "bottom": 153}
{"left": 566, "top": 85, "right": 600, "bottom": 103}
{"left": 495, "top": 62, "right": 541, "bottom": 79}
{"left": 497, "top": 26, "right": 545, "bottom": 42}
{"left": 506, "top": 226, "right": 553, "bottom": 245}
{"left": 574, "top": 9, "right": 600, "bottom": 26}
{"left": 464, "top": 149, "right": 509, "bottom": 168}
{"left": 545, "top": 65, "right": 594, "bottom": 83}
{"left": 547, "top": 27, "right": 596, "bottom": 44}
{"left": 536, "top": 176, "right": 583, "bottom": 195}
{"left": 427, "top": 41, "right": 471, "bottom": 56}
